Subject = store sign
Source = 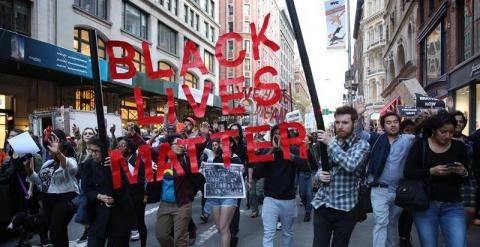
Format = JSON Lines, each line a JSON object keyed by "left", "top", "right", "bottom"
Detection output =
{"left": 0, "top": 28, "right": 108, "bottom": 81}
{"left": 397, "top": 106, "right": 421, "bottom": 117}
{"left": 415, "top": 93, "right": 446, "bottom": 108}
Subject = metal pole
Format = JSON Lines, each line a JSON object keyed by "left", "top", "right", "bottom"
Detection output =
{"left": 346, "top": 0, "right": 353, "bottom": 105}
{"left": 88, "top": 29, "right": 109, "bottom": 159}
{"left": 285, "top": 0, "right": 330, "bottom": 171}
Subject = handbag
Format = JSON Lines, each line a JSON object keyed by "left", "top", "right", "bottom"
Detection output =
{"left": 395, "top": 138, "right": 430, "bottom": 210}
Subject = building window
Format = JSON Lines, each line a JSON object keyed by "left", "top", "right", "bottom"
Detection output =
{"left": 227, "top": 40, "right": 234, "bottom": 51}
{"left": 245, "top": 77, "right": 251, "bottom": 87}
{"left": 204, "top": 0, "right": 208, "bottom": 12}
{"left": 429, "top": 0, "right": 435, "bottom": 15}
{"left": 166, "top": 0, "right": 171, "bottom": 11}
{"left": 424, "top": 22, "right": 443, "bottom": 85}
{"left": 184, "top": 38, "right": 199, "bottom": 62}
{"left": 158, "top": 22, "right": 177, "bottom": 54}
{"left": 244, "top": 58, "right": 251, "bottom": 72}
{"left": 476, "top": 84, "right": 480, "bottom": 130}
{"left": 244, "top": 4, "right": 250, "bottom": 16}
{"left": 205, "top": 21, "right": 209, "bottom": 37}
{"left": 204, "top": 51, "right": 214, "bottom": 73}
{"left": 184, "top": 72, "right": 198, "bottom": 89}
{"left": 184, "top": 5, "right": 188, "bottom": 23}
{"left": 210, "top": 0, "right": 214, "bottom": 18}
{"left": 455, "top": 86, "right": 470, "bottom": 135}
{"left": 121, "top": 99, "right": 138, "bottom": 123}
{"left": 243, "top": 21, "right": 250, "bottom": 33}
{"left": 228, "top": 5, "right": 233, "bottom": 16}
{"left": 124, "top": 2, "right": 148, "bottom": 39}
{"left": 190, "top": 9, "right": 194, "bottom": 27}
{"left": 158, "top": 61, "right": 175, "bottom": 82}
{"left": 210, "top": 27, "right": 215, "bottom": 42}
{"left": 0, "top": 0, "right": 31, "bottom": 35}
{"left": 228, "top": 21, "right": 233, "bottom": 32}
{"left": 74, "top": 0, "right": 107, "bottom": 19}
{"left": 122, "top": 48, "right": 145, "bottom": 72}
{"left": 460, "top": 0, "right": 480, "bottom": 61}
{"left": 73, "top": 27, "right": 106, "bottom": 59}
{"left": 244, "top": 39, "right": 251, "bottom": 55}
{"left": 75, "top": 89, "right": 95, "bottom": 111}
{"left": 172, "top": 0, "right": 178, "bottom": 15}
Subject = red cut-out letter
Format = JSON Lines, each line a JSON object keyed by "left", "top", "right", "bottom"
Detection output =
{"left": 134, "top": 86, "right": 164, "bottom": 125}
{"left": 245, "top": 125, "right": 274, "bottom": 163}
{"left": 250, "top": 14, "right": 280, "bottom": 60}
{"left": 182, "top": 82, "right": 211, "bottom": 118}
{"left": 210, "top": 130, "right": 239, "bottom": 168}
{"left": 106, "top": 40, "right": 137, "bottom": 79}
{"left": 254, "top": 66, "right": 281, "bottom": 106}
{"left": 142, "top": 41, "right": 173, "bottom": 80}
{"left": 279, "top": 122, "right": 307, "bottom": 160}
{"left": 177, "top": 136, "right": 206, "bottom": 173}
{"left": 215, "top": 32, "right": 245, "bottom": 67}
{"left": 156, "top": 142, "right": 184, "bottom": 181}
{"left": 110, "top": 149, "right": 136, "bottom": 189}
{"left": 136, "top": 144, "right": 154, "bottom": 183}
{"left": 166, "top": 88, "right": 176, "bottom": 124}
{"left": 219, "top": 76, "right": 246, "bottom": 115}
{"left": 180, "top": 40, "right": 209, "bottom": 76}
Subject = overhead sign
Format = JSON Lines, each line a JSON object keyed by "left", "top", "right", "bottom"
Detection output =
{"left": 202, "top": 163, "right": 246, "bottom": 199}
{"left": 0, "top": 28, "right": 108, "bottom": 81}
{"left": 325, "top": 0, "right": 347, "bottom": 49}
{"left": 415, "top": 93, "right": 445, "bottom": 108}
{"left": 397, "top": 106, "right": 421, "bottom": 117}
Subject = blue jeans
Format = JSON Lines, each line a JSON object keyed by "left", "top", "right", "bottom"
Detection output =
{"left": 298, "top": 171, "right": 313, "bottom": 214}
{"left": 413, "top": 201, "right": 466, "bottom": 247}
{"left": 262, "top": 197, "right": 297, "bottom": 247}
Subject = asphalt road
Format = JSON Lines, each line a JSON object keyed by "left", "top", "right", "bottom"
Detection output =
{"left": 1, "top": 195, "right": 479, "bottom": 246}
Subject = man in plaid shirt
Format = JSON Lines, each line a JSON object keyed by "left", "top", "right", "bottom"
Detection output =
{"left": 311, "top": 105, "right": 370, "bottom": 247}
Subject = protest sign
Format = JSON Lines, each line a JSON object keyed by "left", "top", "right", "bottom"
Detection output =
{"left": 397, "top": 106, "right": 421, "bottom": 117}
{"left": 7, "top": 132, "right": 40, "bottom": 157}
{"left": 415, "top": 93, "right": 446, "bottom": 108}
{"left": 202, "top": 163, "right": 245, "bottom": 199}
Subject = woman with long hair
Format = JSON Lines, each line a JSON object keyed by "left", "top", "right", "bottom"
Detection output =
{"left": 74, "top": 126, "right": 96, "bottom": 164}
{"left": 202, "top": 139, "right": 243, "bottom": 247}
{"left": 404, "top": 111, "right": 470, "bottom": 247}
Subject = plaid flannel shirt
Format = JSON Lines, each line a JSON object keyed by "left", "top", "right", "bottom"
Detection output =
{"left": 311, "top": 135, "right": 370, "bottom": 212}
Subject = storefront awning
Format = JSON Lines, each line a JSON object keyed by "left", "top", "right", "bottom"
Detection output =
{"left": 379, "top": 96, "right": 400, "bottom": 116}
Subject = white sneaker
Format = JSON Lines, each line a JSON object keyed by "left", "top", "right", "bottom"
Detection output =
{"left": 130, "top": 230, "right": 140, "bottom": 241}
{"left": 276, "top": 222, "right": 282, "bottom": 231}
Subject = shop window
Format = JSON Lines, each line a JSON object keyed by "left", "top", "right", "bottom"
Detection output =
{"left": 0, "top": 0, "right": 31, "bottom": 36}
{"left": 455, "top": 86, "right": 470, "bottom": 135}
{"left": 204, "top": 51, "right": 214, "bottom": 74}
{"left": 424, "top": 22, "right": 444, "bottom": 85}
{"left": 158, "top": 61, "right": 176, "bottom": 82}
{"left": 121, "top": 99, "right": 138, "bottom": 123}
{"left": 158, "top": 21, "right": 177, "bottom": 54}
{"left": 184, "top": 72, "right": 198, "bottom": 89}
{"left": 74, "top": 0, "right": 107, "bottom": 19}
{"left": 122, "top": 48, "right": 145, "bottom": 72}
{"left": 73, "top": 27, "right": 106, "bottom": 59}
{"left": 75, "top": 89, "right": 95, "bottom": 111}
{"left": 123, "top": 2, "right": 148, "bottom": 39}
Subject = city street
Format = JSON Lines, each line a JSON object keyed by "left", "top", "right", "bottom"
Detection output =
{"left": 1, "top": 194, "right": 479, "bottom": 247}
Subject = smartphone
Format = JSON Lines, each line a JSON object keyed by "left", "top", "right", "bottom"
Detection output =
{"left": 445, "top": 163, "right": 459, "bottom": 168}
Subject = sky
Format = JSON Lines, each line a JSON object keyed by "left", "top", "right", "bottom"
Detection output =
{"left": 279, "top": 0, "right": 357, "bottom": 111}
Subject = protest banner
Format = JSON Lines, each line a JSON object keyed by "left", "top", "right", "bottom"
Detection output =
{"left": 397, "top": 106, "right": 421, "bottom": 117}
{"left": 7, "top": 132, "right": 40, "bottom": 157}
{"left": 202, "top": 163, "right": 245, "bottom": 199}
{"left": 415, "top": 93, "right": 446, "bottom": 108}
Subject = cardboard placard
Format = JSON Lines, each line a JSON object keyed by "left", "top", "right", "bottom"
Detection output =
{"left": 106, "top": 40, "right": 136, "bottom": 79}
{"left": 215, "top": 32, "right": 245, "bottom": 67}
{"left": 202, "top": 163, "right": 246, "bottom": 199}
{"left": 250, "top": 13, "right": 280, "bottom": 60}
{"left": 180, "top": 40, "right": 209, "bottom": 76}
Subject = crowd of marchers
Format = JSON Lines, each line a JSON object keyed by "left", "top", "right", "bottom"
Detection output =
{"left": 0, "top": 102, "right": 479, "bottom": 247}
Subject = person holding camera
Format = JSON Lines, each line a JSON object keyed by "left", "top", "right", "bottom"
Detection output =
{"left": 404, "top": 111, "right": 470, "bottom": 247}
{"left": 25, "top": 129, "right": 78, "bottom": 246}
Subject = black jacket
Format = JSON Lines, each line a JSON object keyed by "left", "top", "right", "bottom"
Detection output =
{"left": 81, "top": 158, "right": 133, "bottom": 240}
